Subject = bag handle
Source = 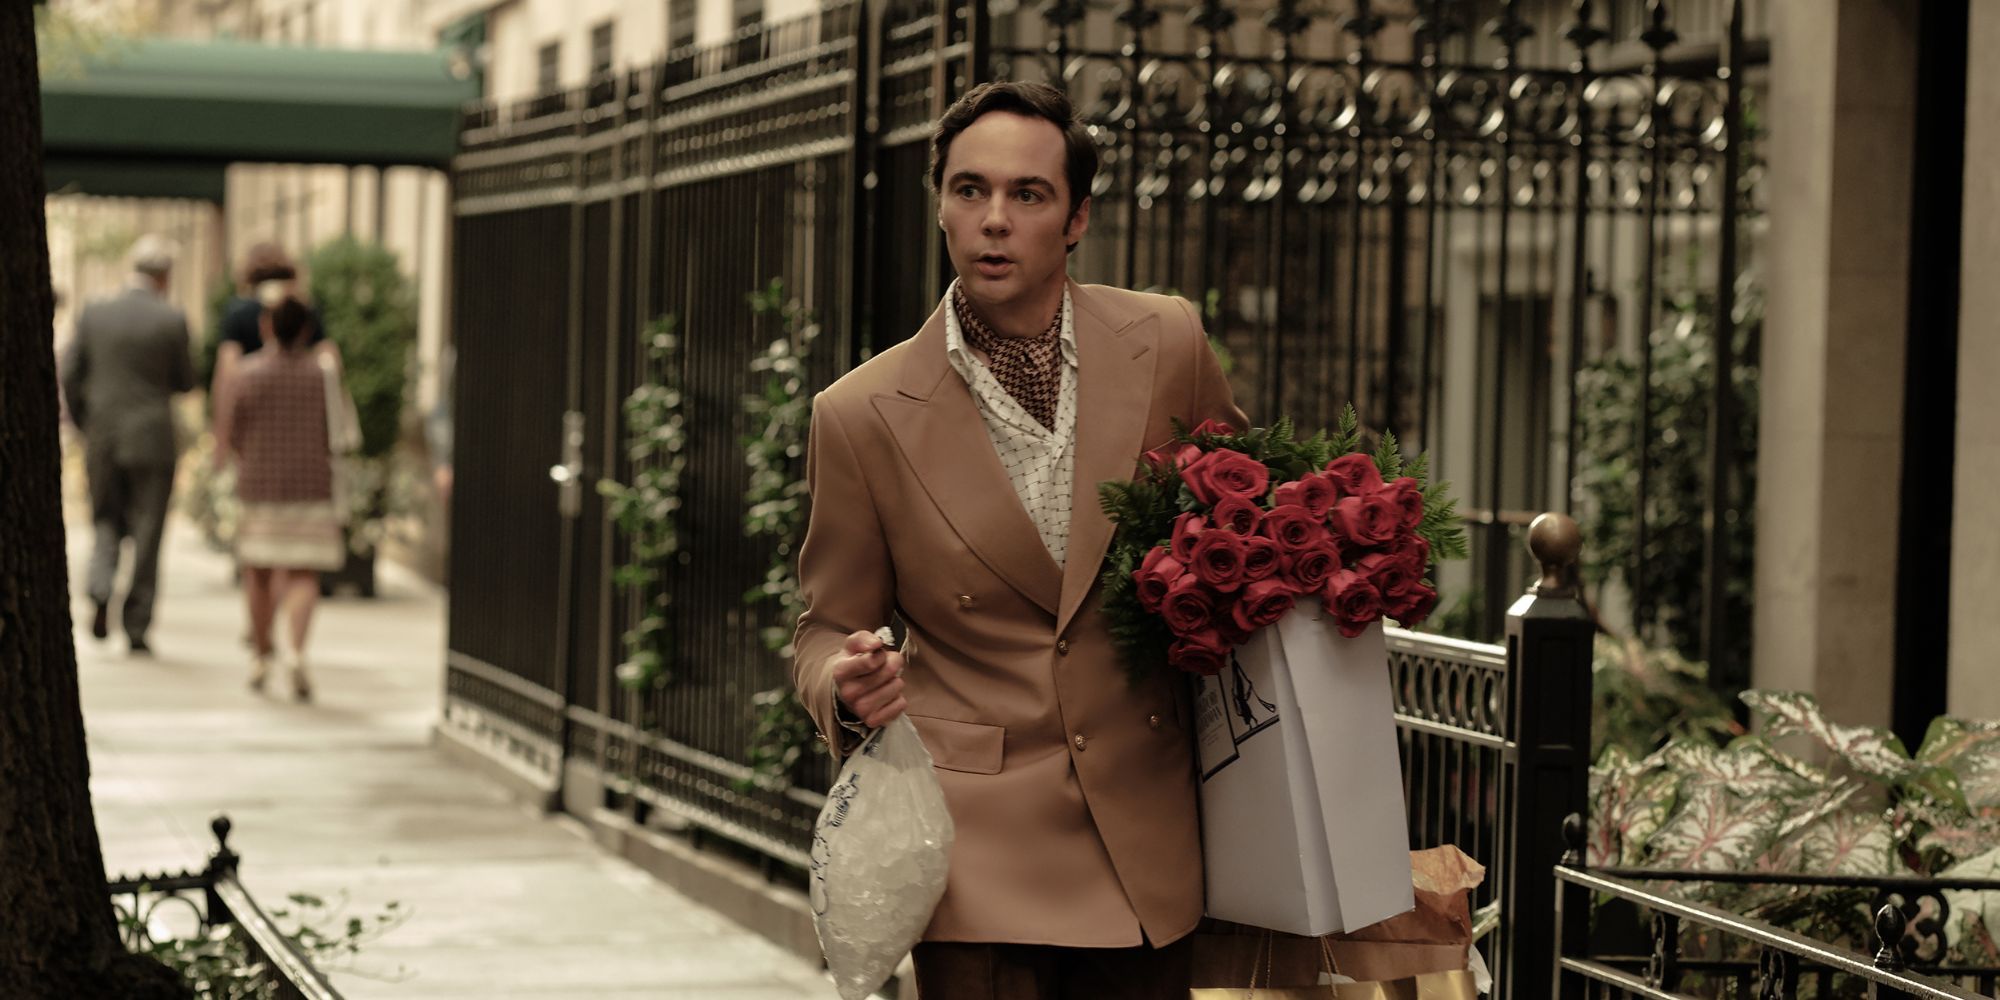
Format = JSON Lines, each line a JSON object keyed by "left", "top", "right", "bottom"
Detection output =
{"left": 1242, "top": 931, "right": 1342, "bottom": 995}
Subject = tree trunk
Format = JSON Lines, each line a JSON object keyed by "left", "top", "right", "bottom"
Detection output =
{"left": 0, "top": 9, "right": 190, "bottom": 998}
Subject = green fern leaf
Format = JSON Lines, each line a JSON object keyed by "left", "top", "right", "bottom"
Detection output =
{"left": 1374, "top": 430, "right": 1403, "bottom": 480}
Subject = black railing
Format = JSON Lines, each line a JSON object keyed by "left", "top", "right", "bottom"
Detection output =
{"left": 108, "top": 816, "right": 342, "bottom": 1000}
{"left": 1554, "top": 816, "right": 2000, "bottom": 999}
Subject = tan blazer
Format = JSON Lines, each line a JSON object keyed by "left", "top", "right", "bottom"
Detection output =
{"left": 792, "top": 280, "right": 1249, "bottom": 948}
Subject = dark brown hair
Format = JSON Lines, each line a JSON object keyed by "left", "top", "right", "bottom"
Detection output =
{"left": 267, "top": 296, "right": 314, "bottom": 349}
{"left": 928, "top": 81, "right": 1098, "bottom": 222}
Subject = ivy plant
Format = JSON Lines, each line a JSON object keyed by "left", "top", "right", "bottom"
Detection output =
{"left": 124, "top": 890, "right": 406, "bottom": 998}
{"left": 739, "top": 279, "right": 821, "bottom": 785}
{"left": 1573, "top": 264, "right": 1762, "bottom": 676}
{"left": 598, "top": 315, "right": 689, "bottom": 690}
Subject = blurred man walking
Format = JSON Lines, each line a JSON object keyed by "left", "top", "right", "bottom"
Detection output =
{"left": 62, "top": 234, "right": 195, "bottom": 656}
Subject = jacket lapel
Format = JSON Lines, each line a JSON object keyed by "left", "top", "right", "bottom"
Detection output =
{"left": 1058, "top": 282, "right": 1159, "bottom": 634}
{"left": 873, "top": 302, "right": 1064, "bottom": 617}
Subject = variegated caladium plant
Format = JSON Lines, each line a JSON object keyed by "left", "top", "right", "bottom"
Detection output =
{"left": 1590, "top": 689, "right": 2000, "bottom": 966}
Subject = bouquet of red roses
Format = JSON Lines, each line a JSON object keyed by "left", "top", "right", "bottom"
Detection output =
{"left": 1098, "top": 406, "right": 1467, "bottom": 677}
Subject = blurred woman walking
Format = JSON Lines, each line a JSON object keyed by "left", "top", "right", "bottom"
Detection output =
{"left": 213, "top": 294, "right": 357, "bottom": 700}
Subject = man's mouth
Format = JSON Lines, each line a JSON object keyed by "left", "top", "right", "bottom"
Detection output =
{"left": 974, "top": 253, "right": 1014, "bottom": 277}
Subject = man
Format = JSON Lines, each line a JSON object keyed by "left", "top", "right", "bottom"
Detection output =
{"left": 791, "top": 82, "right": 1248, "bottom": 999}
{"left": 211, "top": 242, "right": 330, "bottom": 389}
{"left": 62, "top": 234, "right": 196, "bottom": 656}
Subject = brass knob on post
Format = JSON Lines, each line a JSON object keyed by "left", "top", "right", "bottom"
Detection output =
{"left": 1528, "top": 512, "right": 1582, "bottom": 599}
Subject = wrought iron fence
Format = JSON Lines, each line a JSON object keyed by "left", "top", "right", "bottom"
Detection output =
{"left": 108, "top": 816, "right": 343, "bottom": 1000}
{"left": 443, "top": 0, "right": 1761, "bottom": 991}
{"left": 1554, "top": 815, "right": 2000, "bottom": 999}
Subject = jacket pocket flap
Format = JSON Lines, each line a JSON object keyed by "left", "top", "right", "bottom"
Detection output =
{"left": 908, "top": 714, "right": 1004, "bottom": 774}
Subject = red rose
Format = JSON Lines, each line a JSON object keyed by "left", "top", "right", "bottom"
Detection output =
{"left": 1170, "top": 512, "right": 1205, "bottom": 563}
{"left": 1386, "top": 583, "right": 1439, "bottom": 626}
{"left": 1356, "top": 550, "right": 1418, "bottom": 600}
{"left": 1190, "top": 418, "right": 1238, "bottom": 438}
{"left": 1190, "top": 528, "right": 1249, "bottom": 593}
{"left": 1384, "top": 476, "right": 1424, "bottom": 530}
{"left": 1330, "top": 493, "right": 1401, "bottom": 550}
{"left": 1181, "top": 449, "right": 1270, "bottom": 506}
{"left": 1323, "top": 453, "right": 1385, "bottom": 497}
{"left": 1212, "top": 495, "right": 1263, "bottom": 535}
{"left": 1274, "top": 476, "right": 1337, "bottom": 519}
{"left": 1286, "top": 542, "right": 1343, "bottom": 594}
{"left": 1143, "top": 442, "right": 1203, "bottom": 472}
{"left": 1231, "top": 577, "right": 1297, "bottom": 633}
{"left": 1161, "top": 573, "right": 1215, "bottom": 635}
{"left": 1259, "top": 504, "right": 1324, "bottom": 551}
{"left": 1322, "top": 569, "right": 1384, "bottom": 638}
{"left": 1242, "top": 536, "right": 1284, "bottom": 582}
{"left": 1395, "top": 535, "right": 1432, "bottom": 577}
{"left": 1168, "top": 628, "right": 1232, "bottom": 676}
{"left": 1134, "top": 547, "right": 1186, "bottom": 613}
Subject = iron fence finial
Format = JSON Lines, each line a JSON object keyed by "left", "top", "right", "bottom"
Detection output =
{"left": 1529, "top": 512, "right": 1583, "bottom": 598}
{"left": 1565, "top": 0, "right": 1607, "bottom": 52}
{"left": 1486, "top": 0, "right": 1534, "bottom": 52}
{"left": 1641, "top": 0, "right": 1679, "bottom": 52}
{"left": 1874, "top": 904, "right": 1908, "bottom": 971}
{"left": 207, "top": 814, "right": 239, "bottom": 876}
{"left": 1561, "top": 812, "right": 1586, "bottom": 866}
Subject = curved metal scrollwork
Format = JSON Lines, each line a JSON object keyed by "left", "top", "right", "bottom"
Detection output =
{"left": 1648, "top": 911, "right": 1682, "bottom": 990}
{"left": 1133, "top": 58, "right": 1203, "bottom": 131}
{"left": 1873, "top": 889, "right": 1951, "bottom": 966}
{"left": 1211, "top": 61, "right": 1284, "bottom": 134}
{"left": 1756, "top": 947, "right": 1799, "bottom": 1000}
{"left": 1434, "top": 70, "right": 1505, "bottom": 140}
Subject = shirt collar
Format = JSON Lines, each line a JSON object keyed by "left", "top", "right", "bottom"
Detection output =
{"left": 942, "top": 279, "right": 1079, "bottom": 375}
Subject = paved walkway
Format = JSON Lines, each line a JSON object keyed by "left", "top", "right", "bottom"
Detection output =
{"left": 78, "top": 514, "right": 834, "bottom": 999}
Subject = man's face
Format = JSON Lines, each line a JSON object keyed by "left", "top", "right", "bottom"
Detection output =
{"left": 937, "top": 111, "right": 1090, "bottom": 313}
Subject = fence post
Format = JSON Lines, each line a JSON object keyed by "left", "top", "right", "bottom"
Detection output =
{"left": 1551, "top": 814, "right": 1589, "bottom": 1000}
{"left": 1502, "top": 512, "right": 1594, "bottom": 1000}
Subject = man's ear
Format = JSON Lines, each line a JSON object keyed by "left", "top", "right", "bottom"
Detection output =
{"left": 1066, "top": 195, "right": 1092, "bottom": 245}
{"left": 1064, "top": 196, "right": 1092, "bottom": 253}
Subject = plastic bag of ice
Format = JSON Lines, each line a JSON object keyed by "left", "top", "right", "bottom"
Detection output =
{"left": 809, "top": 714, "right": 954, "bottom": 1000}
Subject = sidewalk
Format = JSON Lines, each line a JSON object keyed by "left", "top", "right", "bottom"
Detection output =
{"left": 78, "top": 514, "right": 834, "bottom": 999}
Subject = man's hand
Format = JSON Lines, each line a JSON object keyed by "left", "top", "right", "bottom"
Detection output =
{"left": 831, "top": 630, "right": 907, "bottom": 729}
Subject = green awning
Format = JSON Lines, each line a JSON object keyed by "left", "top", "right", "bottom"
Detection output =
{"left": 44, "top": 155, "right": 226, "bottom": 202}
{"left": 41, "top": 36, "right": 479, "bottom": 198}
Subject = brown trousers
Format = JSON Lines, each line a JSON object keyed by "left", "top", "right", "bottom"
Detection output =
{"left": 912, "top": 937, "right": 1193, "bottom": 1000}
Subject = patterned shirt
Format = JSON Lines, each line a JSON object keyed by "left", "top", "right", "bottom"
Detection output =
{"left": 942, "top": 281, "right": 1080, "bottom": 568}
{"left": 223, "top": 351, "right": 335, "bottom": 503}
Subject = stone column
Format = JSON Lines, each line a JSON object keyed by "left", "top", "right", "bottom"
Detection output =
{"left": 1949, "top": 2, "right": 2000, "bottom": 721}
{"left": 1754, "top": 0, "right": 1919, "bottom": 726}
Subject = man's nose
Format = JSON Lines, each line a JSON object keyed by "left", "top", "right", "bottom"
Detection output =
{"left": 981, "top": 200, "right": 1011, "bottom": 235}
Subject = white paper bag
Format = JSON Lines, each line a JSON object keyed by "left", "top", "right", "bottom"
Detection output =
{"left": 810, "top": 715, "right": 954, "bottom": 1000}
{"left": 1195, "top": 603, "right": 1414, "bottom": 936}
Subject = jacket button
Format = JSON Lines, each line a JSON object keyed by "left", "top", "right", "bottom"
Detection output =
{"left": 958, "top": 594, "right": 975, "bottom": 609}
{"left": 1149, "top": 714, "right": 1163, "bottom": 730}
{"left": 1056, "top": 638, "right": 1070, "bottom": 655}
{"left": 1073, "top": 733, "right": 1088, "bottom": 751}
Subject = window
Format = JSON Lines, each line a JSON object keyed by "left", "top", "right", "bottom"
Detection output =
{"left": 537, "top": 41, "right": 560, "bottom": 94}
{"left": 590, "top": 21, "right": 615, "bottom": 78}
{"left": 733, "top": 0, "right": 762, "bottom": 31}
{"left": 667, "top": 0, "right": 695, "bottom": 51}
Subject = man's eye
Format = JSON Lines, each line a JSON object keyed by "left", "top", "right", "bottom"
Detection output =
{"left": 1018, "top": 190, "right": 1042, "bottom": 203}
{"left": 957, "top": 185, "right": 981, "bottom": 198}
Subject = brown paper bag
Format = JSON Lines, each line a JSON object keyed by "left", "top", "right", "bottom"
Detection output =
{"left": 1191, "top": 845, "right": 1488, "bottom": 997}
{"left": 1189, "top": 932, "right": 1478, "bottom": 998}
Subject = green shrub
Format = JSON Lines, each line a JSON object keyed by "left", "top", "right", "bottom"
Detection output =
{"left": 306, "top": 237, "right": 416, "bottom": 460}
